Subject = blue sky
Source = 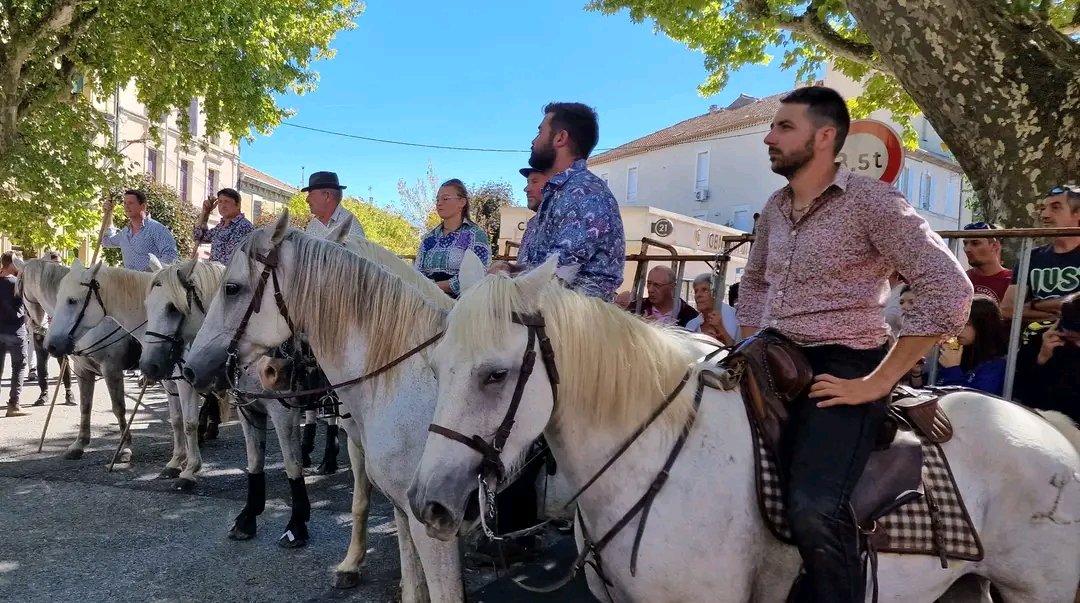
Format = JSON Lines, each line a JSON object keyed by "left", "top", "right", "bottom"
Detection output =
{"left": 239, "top": 0, "right": 801, "bottom": 210}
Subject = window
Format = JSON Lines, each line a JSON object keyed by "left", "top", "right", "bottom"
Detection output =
{"left": 945, "top": 180, "right": 959, "bottom": 217}
{"left": 732, "top": 205, "right": 752, "bottom": 232}
{"left": 695, "top": 151, "right": 710, "bottom": 190}
{"left": 180, "top": 160, "right": 192, "bottom": 202}
{"left": 187, "top": 99, "right": 199, "bottom": 136}
{"left": 919, "top": 173, "right": 933, "bottom": 210}
{"left": 146, "top": 149, "right": 159, "bottom": 182}
{"left": 898, "top": 167, "right": 911, "bottom": 198}
{"left": 207, "top": 169, "right": 218, "bottom": 197}
{"left": 626, "top": 167, "right": 638, "bottom": 203}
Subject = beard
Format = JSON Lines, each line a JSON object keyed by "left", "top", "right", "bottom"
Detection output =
{"left": 528, "top": 134, "right": 556, "bottom": 173}
{"left": 768, "top": 137, "right": 816, "bottom": 179}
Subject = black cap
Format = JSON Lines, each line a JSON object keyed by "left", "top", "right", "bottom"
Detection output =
{"left": 519, "top": 167, "right": 537, "bottom": 178}
{"left": 301, "top": 171, "right": 347, "bottom": 192}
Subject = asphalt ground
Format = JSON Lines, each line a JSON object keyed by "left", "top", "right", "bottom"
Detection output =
{"left": 0, "top": 356, "right": 597, "bottom": 603}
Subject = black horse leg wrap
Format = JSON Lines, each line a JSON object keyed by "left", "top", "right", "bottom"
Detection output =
{"left": 288, "top": 476, "right": 311, "bottom": 524}
{"left": 244, "top": 472, "right": 267, "bottom": 516}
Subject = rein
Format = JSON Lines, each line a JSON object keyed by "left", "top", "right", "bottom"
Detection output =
{"left": 426, "top": 309, "right": 725, "bottom": 593}
{"left": 144, "top": 266, "right": 207, "bottom": 369}
{"left": 65, "top": 275, "right": 142, "bottom": 357}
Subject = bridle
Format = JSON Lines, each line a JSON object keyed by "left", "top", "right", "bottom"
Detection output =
{"left": 144, "top": 265, "right": 207, "bottom": 370}
{"left": 426, "top": 309, "right": 719, "bottom": 595}
{"left": 65, "top": 273, "right": 136, "bottom": 357}
{"left": 220, "top": 237, "right": 444, "bottom": 404}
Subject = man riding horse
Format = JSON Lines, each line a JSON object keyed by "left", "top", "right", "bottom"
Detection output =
{"left": 736, "top": 86, "right": 972, "bottom": 603}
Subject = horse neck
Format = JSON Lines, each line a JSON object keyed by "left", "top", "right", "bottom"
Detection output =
{"left": 100, "top": 268, "right": 152, "bottom": 331}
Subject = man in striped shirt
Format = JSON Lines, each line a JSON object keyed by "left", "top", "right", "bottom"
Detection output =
{"left": 101, "top": 190, "right": 179, "bottom": 271}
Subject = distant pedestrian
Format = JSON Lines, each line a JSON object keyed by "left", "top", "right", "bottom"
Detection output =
{"left": 1, "top": 252, "right": 29, "bottom": 417}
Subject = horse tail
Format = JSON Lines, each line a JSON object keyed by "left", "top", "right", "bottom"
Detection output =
{"left": 218, "top": 392, "right": 234, "bottom": 425}
{"left": 1035, "top": 410, "right": 1080, "bottom": 455}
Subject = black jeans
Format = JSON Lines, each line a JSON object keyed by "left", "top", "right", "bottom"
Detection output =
{"left": 780, "top": 344, "right": 888, "bottom": 603}
{"left": 0, "top": 332, "right": 29, "bottom": 407}
{"left": 33, "top": 332, "right": 71, "bottom": 394}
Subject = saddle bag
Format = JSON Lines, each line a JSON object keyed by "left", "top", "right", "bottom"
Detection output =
{"left": 721, "top": 329, "right": 814, "bottom": 454}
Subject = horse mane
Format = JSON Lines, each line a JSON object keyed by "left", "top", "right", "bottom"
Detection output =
{"left": 445, "top": 273, "right": 701, "bottom": 434}
{"left": 68, "top": 263, "right": 154, "bottom": 318}
{"left": 148, "top": 260, "right": 227, "bottom": 314}
{"left": 345, "top": 237, "right": 453, "bottom": 310}
{"left": 18, "top": 259, "right": 70, "bottom": 310}
{"left": 245, "top": 229, "right": 446, "bottom": 390}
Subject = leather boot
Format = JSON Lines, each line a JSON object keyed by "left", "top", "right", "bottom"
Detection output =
{"left": 316, "top": 424, "right": 339, "bottom": 475}
{"left": 300, "top": 423, "right": 316, "bottom": 468}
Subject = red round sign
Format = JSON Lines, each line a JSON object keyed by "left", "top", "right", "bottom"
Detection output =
{"left": 837, "top": 119, "right": 905, "bottom": 184}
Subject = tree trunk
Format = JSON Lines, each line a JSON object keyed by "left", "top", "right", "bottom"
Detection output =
{"left": 845, "top": 0, "right": 1080, "bottom": 225}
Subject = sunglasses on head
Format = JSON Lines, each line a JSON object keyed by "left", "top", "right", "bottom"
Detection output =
{"left": 963, "top": 222, "right": 996, "bottom": 231}
{"left": 1047, "top": 184, "right": 1080, "bottom": 197}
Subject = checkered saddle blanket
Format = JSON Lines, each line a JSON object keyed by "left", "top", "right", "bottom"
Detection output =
{"left": 745, "top": 402, "right": 984, "bottom": 562}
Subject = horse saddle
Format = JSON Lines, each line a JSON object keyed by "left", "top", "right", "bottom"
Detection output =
{"left": 715, "top": 330, "right": 955, "bottom": 526}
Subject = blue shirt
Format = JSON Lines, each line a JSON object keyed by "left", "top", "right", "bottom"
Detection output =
{"left": 517, "top": 159, "right": 625, "bottom": 301}
{"left": 414, "top": 222, "right": 491, "bottom": 296}
{"left": 102, "top": 216, "right": 179, "bottom": 271}
{"left": 938, "top": 357, "right": 1007, "bottom": 397}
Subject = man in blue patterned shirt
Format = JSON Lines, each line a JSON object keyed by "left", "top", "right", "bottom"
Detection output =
{"left": 194, "top": 188, "right": 254, "bottom": 264}
{"left": 492, "top": 103, "right": 625, "bottom": 301}
{"left": 101, "top": 189, "right": 179, "bottom": 271}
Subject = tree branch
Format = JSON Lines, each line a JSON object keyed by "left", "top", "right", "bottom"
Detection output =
{"left": 741, "top": 0, "right": 881, "bottom": 68}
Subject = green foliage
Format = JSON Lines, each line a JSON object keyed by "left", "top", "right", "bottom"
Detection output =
{"left": 255, "top": 191, "right": 419, "bottom": 256}
{"left": 467, "top": 180, "right": 516, "bottom": 255}
{"left": 101, "top": 174, "right": 198, "bottom": 265}
{"left": 0, "top": 0, "right": 363, "bottom": 251}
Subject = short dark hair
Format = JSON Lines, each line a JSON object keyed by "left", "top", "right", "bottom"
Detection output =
{"left": 124, "top": 189, "right": 147, "bottom": 205}
{"left": 0, "top": 251, "right": 13, "bottom": 269}
{"left": 780, "top": 86, "right": 850, "bottom": 155}
{"left": 217, "top": 188, "right": 241, "bottom": 205}
{"left": 543, "top": 102, "right": 600, "bottom": 159}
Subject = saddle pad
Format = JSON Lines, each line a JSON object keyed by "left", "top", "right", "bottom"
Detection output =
{"left": 749, "top": 409, "right": 984, "bottom": 561}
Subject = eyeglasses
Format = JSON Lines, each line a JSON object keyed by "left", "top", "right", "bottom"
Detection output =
{"left": 963, "top": 222, "right": 998, "bottom": 231}
{"left": 436, "top": 196, "right": 464, "bottom": 204}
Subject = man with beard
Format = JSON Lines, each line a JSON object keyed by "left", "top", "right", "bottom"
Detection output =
{"left": 489, "top": 103, "right": 625, "bottom": 301}
{"left": 736, "top": 86, "right": 971, "bottom": 603}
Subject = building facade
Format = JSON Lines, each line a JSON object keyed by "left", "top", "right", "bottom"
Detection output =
{"left": 586, "top": 69, "right": 973, "bottom": 237}
{"left": 238, "top": 164, "right": 297, "bottom": 224}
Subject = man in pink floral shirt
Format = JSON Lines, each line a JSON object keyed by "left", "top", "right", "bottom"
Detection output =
{"left": 736, "top": 86, "right": 972, "bottom": 603}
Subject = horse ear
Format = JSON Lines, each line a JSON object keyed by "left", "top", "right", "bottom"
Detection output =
{"left": 87, "top": 261, "right": 104, "bottom": 278}
{"left": 271, "top": 207, "right": 289, "bottom": 245}
{"left": 458, "top": 249, "right": 487, "bottom": 292}
{"left": 148, "top": 254, "right": 163, "bottom": 272}
{"left": 516, "top": 254, "right": 560, "bottom": 304}
{"left": 328, "top": 213, "right": 353, "bottom": 245}
{"left": 554, "top": 263, "right": 580, "bottom": 286}
{"left": 71, "top": 258, "right": 84, "bottom": 270}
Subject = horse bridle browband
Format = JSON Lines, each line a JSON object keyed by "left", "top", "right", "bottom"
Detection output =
{"left": 222, "top": 238, "right": 444, "bottom": 402}
{"left": 426, "top": 309, "right": 719, "bottom": 594}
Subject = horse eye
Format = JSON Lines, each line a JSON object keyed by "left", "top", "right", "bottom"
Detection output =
{"left": 165, "top": 303, "right": 178, "bottom": 315}
{"left": 67, "top": 297, "right": 77, "bottom": 305}
{"left": 224, "top": 283, "right": 240, "bottom": 296}
{"left": 484, "top": 369, "right": 508, "bottom": 385}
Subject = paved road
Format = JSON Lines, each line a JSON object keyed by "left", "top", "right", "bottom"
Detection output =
{"left": 0, "top": 357, "right": 597, "bottom": 603}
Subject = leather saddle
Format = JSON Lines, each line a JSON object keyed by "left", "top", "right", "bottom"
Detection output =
{"left": 716, "top": 330, "right": 955, "bottom": 526}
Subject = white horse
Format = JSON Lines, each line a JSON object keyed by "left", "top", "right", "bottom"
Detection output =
{"left": 19, "top": 258, "right": 163, "bottom": 463}
{"left": 408, "top": 253, "right": 1080, "bottom": 603}
{"left": 182, "top": 211, "right": 469, "bottom": 603}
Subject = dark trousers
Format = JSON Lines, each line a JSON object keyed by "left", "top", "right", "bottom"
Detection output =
{"left": 0, "top": 332, "right": 29, "bottom": 407}
{"left": 780, "top": 344, "right": 888, "bottom": 603}
{"left": 33, "top": 333, "right": 71, "bottom": 394}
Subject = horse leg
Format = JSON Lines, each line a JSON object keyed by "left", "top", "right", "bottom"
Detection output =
{"left": 63, "top": 369, "right": 96, "bottom": 460}
{"left": 333, "top": 436, "right": 372, "bottom": 589}
{"left": 229, "top": 407, "right": 267, "bottom": 541}
{"left": 104, "top": 370, "right": 131, "bottom": 464}
{"left": 159, "top": 385, "right": 187, "bottom": 479}
{"left": 174, "top": 381, "right": 204, "bottom": 491}
{"left": 271, "top": 403, "right": 309, "bottom": 548}
{"left": 406, "top": 511, "right": 463, "bottom": 603}
{"left": 938, "top": 574, "right": 993, "bottom": 603}
{"left": 394, "top": 506, "right": 429, "bottom": 603}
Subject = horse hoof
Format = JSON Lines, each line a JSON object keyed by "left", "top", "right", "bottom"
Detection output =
{"left": 158, "top": 467, "right": 182, "bottom": 479}
{"left": 278, "top": 530, "right": 309, "bottom": 549}
{"left": 116, "top": 450, "right": 132, "bottom": 464}
{"left": 228, "top": 526, "right": 255, "bottom": 541}
{"left": 333, "top": 571, "right": 361, "bottom": 589}
{"left": 174, "top": 478, "right": 196, "bottom": 491}
{"left": 63, "top": 449, "right": 84, "bottom": 460}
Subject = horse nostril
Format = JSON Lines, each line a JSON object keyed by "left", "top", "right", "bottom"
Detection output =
{"left": 182, "top": 366, "right": 197, "bottom": 384}
{"left": 420, "top": 501, "right": 454, "bottom": 528}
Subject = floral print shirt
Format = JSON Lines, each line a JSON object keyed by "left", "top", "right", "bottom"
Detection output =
{"left": 414, "top": 221, "right": 491, "bottom": 296}
{"left": 193, "top": 214, "right": 254, "bottom": 264}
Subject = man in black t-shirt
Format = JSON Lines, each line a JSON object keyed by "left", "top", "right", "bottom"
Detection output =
{"left": 1001, "top": 185, "right": 1080, "bottom": 325}
{"left": 0, "top": 252, "right": 29, "bottom": 417}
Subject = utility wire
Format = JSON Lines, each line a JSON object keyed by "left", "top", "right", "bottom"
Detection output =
{"left": 278, "top": 121, "right": 767, "bottom": 155}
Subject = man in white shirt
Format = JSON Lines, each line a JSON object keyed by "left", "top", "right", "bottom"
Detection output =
{"left": 302, "top": 171, "right": 365, "bottom": 243}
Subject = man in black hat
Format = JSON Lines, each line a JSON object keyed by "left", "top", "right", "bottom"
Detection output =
{"left": 519, "top": 167, "right": 549, "bottom": 212}
{"left": 302, "top": 171, "right": 365, "bottom": 245}
{"left": 297, "top": 170, "right": 363, "bottom": 474}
